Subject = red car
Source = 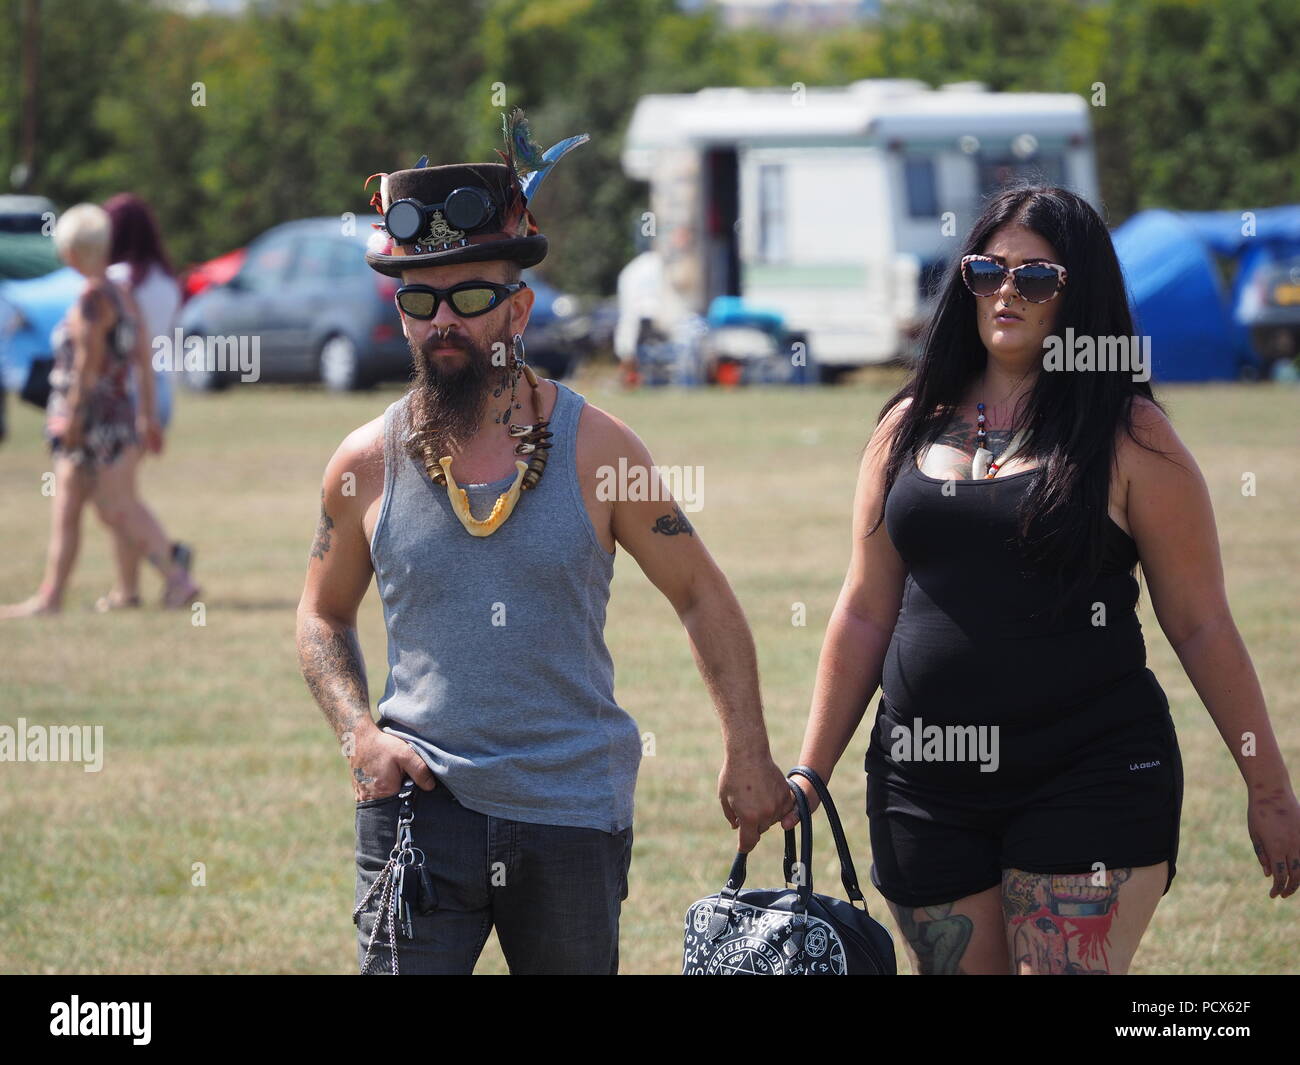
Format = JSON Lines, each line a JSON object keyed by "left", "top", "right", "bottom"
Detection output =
{"left": 181, "top": 247, "right": 246, "bottom": 301}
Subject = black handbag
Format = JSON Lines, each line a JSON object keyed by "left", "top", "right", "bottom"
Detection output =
{"left": 19, "top": 357, "right": 53, "bottom": 410}
{"left": 682, "top": 765, "right": 897, "bottom": 975}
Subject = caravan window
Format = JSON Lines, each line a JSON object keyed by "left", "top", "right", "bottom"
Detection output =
{"left": 757, "top": 164, "right": 786, "bottom": 262}
{"left": 904, "top": 157, "right": 939, "bottom": 218}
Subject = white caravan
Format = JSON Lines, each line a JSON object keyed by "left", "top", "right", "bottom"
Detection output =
{"left": 620, "top": 80, "right": 1100, "bottom": 375}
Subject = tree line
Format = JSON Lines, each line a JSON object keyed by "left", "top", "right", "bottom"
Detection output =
{"left": 1, "top": 0, "right": 1295, "bottom": 295}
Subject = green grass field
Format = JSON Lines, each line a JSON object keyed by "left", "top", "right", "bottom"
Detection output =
{"left": 1, "top": 368, "right": 1296, "bottom": 974}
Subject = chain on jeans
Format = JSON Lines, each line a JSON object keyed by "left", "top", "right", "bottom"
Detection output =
{"left": 352, "top": 777, "right": 427, "bottom": 976}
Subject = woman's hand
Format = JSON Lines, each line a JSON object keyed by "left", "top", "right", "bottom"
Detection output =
{"left": 62, "top": 418, "right": 84, "bottom": 452}
{"left": 1247, "top": 785, "right": 1300, "bottom": 898}
{"left": 137, "top": 414, "right": 164, "bottom": 454}
{"left": 779, "top": 774, "right": 821, "bottom": 830}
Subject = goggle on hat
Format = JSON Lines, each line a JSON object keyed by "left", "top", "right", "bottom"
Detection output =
{"left": 363, "top": 108, "right": 589, "bottom": 278}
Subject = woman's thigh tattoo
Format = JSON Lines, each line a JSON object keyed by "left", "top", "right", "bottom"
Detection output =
{"left": 1002, "top": 867, "right": 1131, "bottom": 974}
{"left": 893, "top": 902, "right": 975, "bottom": 975}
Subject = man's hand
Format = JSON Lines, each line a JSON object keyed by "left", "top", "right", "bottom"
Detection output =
{"left": 350, "top": 728, "right": 438, "bottom": 802}
{"left": 719, "top": 754, "right": 795, "bottom": 853}
{"left": 583, "top": 406, "right": 790, "bottom": 853}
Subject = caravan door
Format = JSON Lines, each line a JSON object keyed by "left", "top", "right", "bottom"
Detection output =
{"left": 737, "top": 145, "right": 898, "bottom": 367}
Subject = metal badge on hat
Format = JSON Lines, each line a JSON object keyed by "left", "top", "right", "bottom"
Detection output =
{"left": 416, "top": 213, "right": 466, "bottom": 253}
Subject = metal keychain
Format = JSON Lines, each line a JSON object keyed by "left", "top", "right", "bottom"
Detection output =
{"left": 353, "top": 777, "right": 428, "bottom": 975}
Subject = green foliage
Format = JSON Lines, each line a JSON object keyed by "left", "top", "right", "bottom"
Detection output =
{"left": 1, "top": 0, "right": 1296, "bottom": 292}
{"left": 873, "top": 0, "right": 1300, "bottom": 218}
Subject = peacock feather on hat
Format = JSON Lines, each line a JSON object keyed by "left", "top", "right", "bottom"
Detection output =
{"left": 497, "top": 107, "right": 590, "bottom": 203}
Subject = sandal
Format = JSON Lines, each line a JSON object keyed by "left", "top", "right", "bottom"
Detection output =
{"left": 161, "top": 541, "right": 199, "bottom": 609}
{"left": 162, "top": 575, "right": 200, "bottom": 610}
{"left": 95, "top": 592, "right": 141, "bottom": 613}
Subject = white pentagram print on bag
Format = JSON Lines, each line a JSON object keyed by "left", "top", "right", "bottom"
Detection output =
{"left": 682, "top": 900, "right": 848, "bottom": 976}
{"left": 681, "top": 769, "right": 897, "bottom": 976}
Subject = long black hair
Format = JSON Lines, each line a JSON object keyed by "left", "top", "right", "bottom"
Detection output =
{"left": 872, "top": 183, "right": 1171, "bottom": 607}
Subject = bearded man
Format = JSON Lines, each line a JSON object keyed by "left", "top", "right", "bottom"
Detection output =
{"left": 295, "top": 114, "right": 792, "bottom": 975}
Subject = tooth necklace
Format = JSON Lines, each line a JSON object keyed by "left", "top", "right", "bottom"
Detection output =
{"left": 418, "top": 334, "right": 553, "bottom": 537}
{"left": 972, "top": 404, "right": 1028, "bottom": 479}
{"left": 973, "top": 371, "right": 1030, "bottom": 479}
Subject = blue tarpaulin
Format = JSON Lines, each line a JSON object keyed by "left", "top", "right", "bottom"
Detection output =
{"left": 1112, "top": 206, "right": 1300, "bottom": 381}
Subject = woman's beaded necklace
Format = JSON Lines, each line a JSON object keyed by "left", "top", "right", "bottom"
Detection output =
{"left": 973, "top": 400, "right": 1029, "bottom": 479}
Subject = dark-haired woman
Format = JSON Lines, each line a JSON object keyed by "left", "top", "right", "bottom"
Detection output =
{"left": 786, "top": 185, "right": 1299, "bottom": 974}
{"left": 97, "top": 192, "right": 194, "bottom": 611}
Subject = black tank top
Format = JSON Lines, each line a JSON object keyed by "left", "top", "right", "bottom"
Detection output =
{"left": 873, "top": 460, "right": 1171, "bottom": 779}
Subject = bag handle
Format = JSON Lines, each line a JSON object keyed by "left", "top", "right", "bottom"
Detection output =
{"left": 787, "top": 765, "right": 869, "bottom": 910}
{"left": 706, "top": 779, "right": 812, "bottom": 942}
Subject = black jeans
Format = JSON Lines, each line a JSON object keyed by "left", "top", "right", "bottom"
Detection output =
{"left": 354, "top": 780, "right": 634, "bottom": 974}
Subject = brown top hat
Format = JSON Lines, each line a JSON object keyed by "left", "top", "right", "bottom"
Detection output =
{"left": 363, "top": 110, "right": 589, "bottom": 278}
{"left": 363, "top": 162, "right": 546, "bottom": 277}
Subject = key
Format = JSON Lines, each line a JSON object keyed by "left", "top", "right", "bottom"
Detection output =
{"left": 400, "top": 858, "right": 420, "bottom": 908}
{"left": 417, "top": 861, "right": 438, "bottom": 915}
{"left": 394, "top": 864, "right": 414, "bottom": 939}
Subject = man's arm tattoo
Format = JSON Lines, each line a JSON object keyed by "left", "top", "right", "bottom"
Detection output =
{"left": 297, "top": 616, "right": 371, "bottom": 741}
{"left": 310, "top": 489, "right": 335, "bottom": 560}
{"left": 650, "top": 504, "right": 694, "bottom": 536}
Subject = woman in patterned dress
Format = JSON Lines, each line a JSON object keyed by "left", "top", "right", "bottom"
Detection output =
{"left": 0, "top": 204, "right": 199, "bottom": 618}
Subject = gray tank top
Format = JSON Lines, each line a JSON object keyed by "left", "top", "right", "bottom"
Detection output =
{"left": 369, "top": 380, "right": 641, "bottom": 832}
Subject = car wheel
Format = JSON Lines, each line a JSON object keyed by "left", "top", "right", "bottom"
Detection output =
{"left": 182, "top": 335, "right": 230, "bottom": 392}
{"left": 319, "top": 334, "right": 367, "bottom": 391}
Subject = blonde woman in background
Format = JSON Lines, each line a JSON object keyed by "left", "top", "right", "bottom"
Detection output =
{"left": 0, "top": 203, "right": 199, "bottom": 619}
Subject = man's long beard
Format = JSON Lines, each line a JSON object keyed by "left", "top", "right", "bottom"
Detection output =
{"left": 403, "top": 325, "right": 510, "bottom": 462}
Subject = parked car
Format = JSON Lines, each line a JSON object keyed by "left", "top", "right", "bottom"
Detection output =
{"left": 0, "top": 194, "right": 62, "bottom": 438}
{"left": 177, "top": 218, "right": 407, "bottom": 391}
{"left": 520, "top": 269, "right": 585, "bottom": 378}
{"left": 1239, "top": 254, "right": 1300, "bottom": 378}
{"left": 0, "top": 266, "right": 83, "bottom": 414}
{"left": 0, "top": 195, "right": 60, "bottom": 282}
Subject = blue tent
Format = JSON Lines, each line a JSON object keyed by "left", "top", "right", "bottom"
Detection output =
{"left": 1112, "top": 206, "right": 1300, "bottom": 381}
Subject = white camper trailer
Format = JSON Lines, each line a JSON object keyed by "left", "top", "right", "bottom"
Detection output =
{"left": 620, "top": 80, "right": 1100, "bottom": 376}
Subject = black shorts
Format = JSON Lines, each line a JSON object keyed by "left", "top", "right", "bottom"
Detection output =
{"left": 865, "top": 710, "right": 1183, "bottom": 909}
